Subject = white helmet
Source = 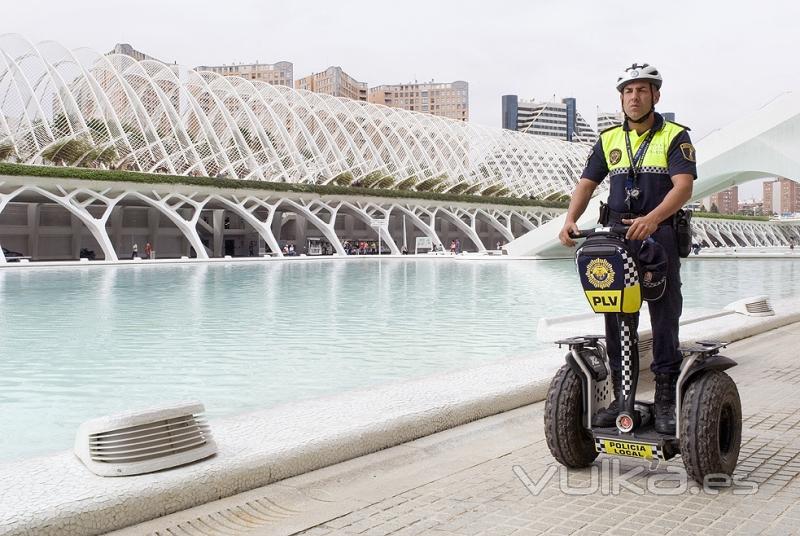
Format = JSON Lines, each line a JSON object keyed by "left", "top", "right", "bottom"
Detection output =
{"left": 616, "top": 63, "right": 662, "bottom": 92}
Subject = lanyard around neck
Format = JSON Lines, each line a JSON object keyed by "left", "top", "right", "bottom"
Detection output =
{"left": 625, "top": 127, "right": 657, "bottom": 182}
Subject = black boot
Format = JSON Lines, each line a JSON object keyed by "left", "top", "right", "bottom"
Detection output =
{"left": 654, "top": 373, "right": 678, "bottom": 434}
{"left": 592, "top": 372, "right": 621, "bottom": 427}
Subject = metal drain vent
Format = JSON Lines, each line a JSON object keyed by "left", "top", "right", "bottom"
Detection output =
{"left": 638, "top": 338, "right": 654, "bottom": 355}
{"left": 75, "top": 402, "right": 217, "bottom": 476}
{"left": 152, "top": 497, "right": 301, "bottom": 536}
{"left": 725, "top": 295, "right": 775, "bottom": 317}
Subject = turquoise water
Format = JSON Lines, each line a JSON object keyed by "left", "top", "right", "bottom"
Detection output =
{"left": 0, "top": 257, "right": 798, "bottom": 462}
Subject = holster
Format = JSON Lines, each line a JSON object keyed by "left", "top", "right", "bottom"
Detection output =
{"left": 675, "top": 209, "right": 692, "bottom": 258}
{"left": 598, "top": 201, "right": 610, "bottom": 226}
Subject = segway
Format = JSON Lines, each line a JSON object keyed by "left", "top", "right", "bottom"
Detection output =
{"left": 544, "top": 225, "right": 742, "bottom": 484}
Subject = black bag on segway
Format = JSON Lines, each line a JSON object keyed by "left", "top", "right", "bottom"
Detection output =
{"left": 575, "top": 231, "right": 642, "bottom": 314}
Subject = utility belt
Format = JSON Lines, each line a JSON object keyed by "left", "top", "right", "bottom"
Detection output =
{"left": 599, "top": 202, "right": 693, "bottom": 258}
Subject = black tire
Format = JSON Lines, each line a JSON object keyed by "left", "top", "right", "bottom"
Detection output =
{"left": 544, "top": 364, "right": 598, "bottom": 468}
{"left": 680, "top": 371, "right": 742, "bottom": 485}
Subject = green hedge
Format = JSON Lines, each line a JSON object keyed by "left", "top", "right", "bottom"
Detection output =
{"left": 693, "top": 211, "right": 769, "bottom": 222}
{"left": 0, "top": 162, "right": 569, "bottom": 209}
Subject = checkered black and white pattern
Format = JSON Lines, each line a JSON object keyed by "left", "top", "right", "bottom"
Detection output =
{"left": 594, "top": 438, "right": 665, "bottom": 459}
{"left": 594, "top": 438, "right": 605, "bottom": 453}
{"left": 620, "top": 319, "right": 635, "bottom": 397}
{"left": 620, "top": 249, "right": 638, "bottom": 287}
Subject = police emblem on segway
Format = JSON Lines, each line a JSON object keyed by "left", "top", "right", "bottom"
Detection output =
{"left": 586, "top": 258, "right": 615, "bottom": 289}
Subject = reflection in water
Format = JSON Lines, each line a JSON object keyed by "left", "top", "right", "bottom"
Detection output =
{"left": 0, "top": 258, "right": 798, "bottom": 461}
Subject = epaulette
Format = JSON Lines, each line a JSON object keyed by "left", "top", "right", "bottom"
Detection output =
{"left": 599, "top": 123, "right": 622, "bottom": 135}
{"left": 666, "top": 120, "right": 691, "bottom": 131}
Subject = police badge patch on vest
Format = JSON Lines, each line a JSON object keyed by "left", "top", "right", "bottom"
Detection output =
{"left": 609, "top": 148, "right": 622, "bottom": 165}
{"left": 680, "top": 143, "right": 696, "bottom": 162}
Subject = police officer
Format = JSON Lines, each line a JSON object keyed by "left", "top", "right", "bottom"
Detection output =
{"left": 558, "top": 63, "right": 697, "bottom": 434}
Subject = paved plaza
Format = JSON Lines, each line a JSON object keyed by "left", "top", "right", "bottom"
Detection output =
{"left": 114, "top": 321, "right": 800, "bottom": 536}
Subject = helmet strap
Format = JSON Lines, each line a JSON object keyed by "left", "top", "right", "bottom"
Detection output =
{"left": 622, "top": 83, "right": 657, "bottom": 124}
{"left": 626, "top": 107, "right": 654, "bottom": 124}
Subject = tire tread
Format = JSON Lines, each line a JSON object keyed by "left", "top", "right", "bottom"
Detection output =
{"left": 544, "top": 365, "right": 598, "bottom": 468}
{"left": 679, "top": 371, "right": 742, "bottom": 484}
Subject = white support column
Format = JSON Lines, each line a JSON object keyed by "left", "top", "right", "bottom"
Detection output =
{"left": 27, "top": 186, "right": 121, "bottom": 261}
{"left": 343, "top": 201, "right": 400, "bottom": 255}
{"left": 210, "top": 195, "right": 282, "bottom": 257}
{"left": 295, "top": 216, "right": 308, "bottom": 253}
{"left": 27, "top": 203, "right": 39, "bottom": 260}
{"left": 70, "top": 213, "right": 82, "bottom": 259}
{"left": 393, "top": 204, "right": 443, "bottom": 251}
{"left": 0, "top": 185, "right": 31, "bottom": 263}
{"left": 212, "top": 209, "right": 224, "bottom": 258}
{"left": 147, "top": 207, "right": 159, "bottom": 255}
{"left": 439, "top": 206, "right": 486, "bottom": 253}
{"left": 283, "top": 199, "right": 346, "bottom": 255}
{"left": 127, "top": 192, "right": 211, "bottom": 260}
{"left": 110, "top": 206, "right": 123, "bottom": 254}
{"left": 477, "top": 208, "right": 515, "bottom": 243}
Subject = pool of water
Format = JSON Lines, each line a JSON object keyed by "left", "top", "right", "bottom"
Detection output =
{"left": 0, "top": 257, "right": 798, "bottom": 462}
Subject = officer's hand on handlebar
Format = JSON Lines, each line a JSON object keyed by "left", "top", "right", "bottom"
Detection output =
{"left": 558, "top": 221, "right": 580, "bottom": 247}
{"left": 622, "top": 216, "right": 658, "bottom": 241}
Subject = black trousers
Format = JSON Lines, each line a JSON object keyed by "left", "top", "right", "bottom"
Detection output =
{"left": 604, "top": 225, "right": 683, "bottom": 376}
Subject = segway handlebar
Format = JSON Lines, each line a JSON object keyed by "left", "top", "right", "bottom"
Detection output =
{"left": 569, "top": 224, "right": 631, "bottom": 240}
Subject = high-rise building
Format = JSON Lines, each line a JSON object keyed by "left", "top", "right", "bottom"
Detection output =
{"left": 597, "top": 111, "right": 623, "bottom": 132}
{"left": 109, "top": 43, "right": 166, "bottom": 63}
{"left": 195, "top": 61, "right": 293, "bottom": 87}
{"left": 502, "top": 96, "right": 595, "bottom": 142}
{"left": 764, "top": 177, "right": 800, "bottom": 215}
{"left": 780, "top": 177, "right": 800, "bottom": 214}
{"left": 102, "top": 44, "right": 178, "bottom": 122}
{"left": 763, "top": 180, "right": 778, "bottom": 215}
{"left": 709, "top": 186, "right": 739, "bottom": 214}
{"left": 295, "top": 66, "right": 367, "bottom": 101}
{"left": 369, "top": 80, "right": 468, "bottom": 121}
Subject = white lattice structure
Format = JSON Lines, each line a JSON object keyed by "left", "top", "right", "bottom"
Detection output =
{"left": 692, "top": 218, "right": 800, "bottom": 248}
{"left": 509, "top": 91, "right": 800, "bottom": 256}
{"left": 0, "top": 35, "right": 589, "bottom": 199}
{"left": 0, "top": 174, "right": 563, "bottom": 262}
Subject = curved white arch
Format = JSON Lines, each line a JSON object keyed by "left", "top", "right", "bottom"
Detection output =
{"left": 0, "top": 35, "right": 588, "bottom": 199}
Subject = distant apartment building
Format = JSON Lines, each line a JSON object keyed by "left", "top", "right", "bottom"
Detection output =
{"left": 763, "top": 180, "right": 778, "bottom": 215}
{"left": 597, "top": 111, "right": 624, "bottom": 132}
{"left": 709, "top": 185, "right": 739, "bottom": 214}
{"left": 738, "top": 199, "right": 764, "bottom": 216}
{"left": 108, "top": 43, "right": 166, "bottom": 63}
{"left": 295, "top": 66, "right": 367, "bottom": 101}
{"left": 763, "top": 177, "right": 800, "bottom": 215}
{"left": 100, "top": 44, "right": 178, "bottom": 125}
{"left": 502, "top": 96, "right": 595, "bottom": 142}
{"left": 369, "top": 80, "right": 468, "bottom": 121}
{"left": 195, "top": 61, "right": 293, "bottom": 87}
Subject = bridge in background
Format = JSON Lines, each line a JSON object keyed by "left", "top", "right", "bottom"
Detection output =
{"left": 506, "top": 91, "right": 800, "bottom": 257}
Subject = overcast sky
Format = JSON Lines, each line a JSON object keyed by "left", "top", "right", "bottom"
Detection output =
{"left": 5, "top": 0, "right": 800, "bottom": 199}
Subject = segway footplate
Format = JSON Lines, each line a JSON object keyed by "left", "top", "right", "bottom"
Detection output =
{"left": 592, "top": 426, "right": 679, "bottom": 461}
